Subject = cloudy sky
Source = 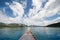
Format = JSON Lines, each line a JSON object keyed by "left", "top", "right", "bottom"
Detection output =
{"left": 0, "top": 0, "right": 60, "bottom": 26}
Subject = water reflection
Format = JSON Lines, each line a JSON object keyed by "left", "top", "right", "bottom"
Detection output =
{"left": 31, "top": 27, "right": 60, "bottom": 40}
{"left": 0, "top": 27, "right": 26, "bottom": 40}
{"left": 0, "top": 27, "right": 60, "bottom": 40}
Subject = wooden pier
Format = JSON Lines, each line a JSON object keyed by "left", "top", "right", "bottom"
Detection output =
{"left": 19, "top": 27, "right": 37, "bottom": 40}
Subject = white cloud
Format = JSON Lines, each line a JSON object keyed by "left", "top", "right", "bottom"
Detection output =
{"left": 43, "top": 17, "right": 60, "bottom": 26}
{"left": 0, "top": 10, "right": 11, "bottom": 23}
{"left": 24, "top": 0, "right": 60, "bottom": 26}
{"left": 20, "top": 0, "right": 27, "bottom": 8}
{"left": 7, "top": 1, "right": 25, "bottom": 23}
{"left": 0, "top": 0, "right": 60, "bottom": 26}
{"left": 28, "top": 0, "right": 43, "bottom": 17}
{"left": 44, "top": 0, "right": 56, "bottom": 9}
{"left": 5, "top": 2, "right": 10, "bottom": 5}
{"left": 0, "top": 1, "right": 25, "bottom": 23}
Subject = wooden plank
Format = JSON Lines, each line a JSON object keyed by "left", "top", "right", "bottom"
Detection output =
{"left": 19, "top": 27, "right": 37, "bottom": 40}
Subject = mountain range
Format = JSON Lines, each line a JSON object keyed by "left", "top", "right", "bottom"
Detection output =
{"left": 0, "top": 22, "right": 60, "bottom": 28}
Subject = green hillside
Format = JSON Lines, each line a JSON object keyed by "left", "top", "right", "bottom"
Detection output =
{"left": 0, "top": 23, "right": 28, "bottom": 28}
{"left": 46, "top": 22, "right": 60, "bottom": 27}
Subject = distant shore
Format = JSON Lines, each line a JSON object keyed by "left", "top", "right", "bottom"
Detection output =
{"left": 0, "top": 22, "right": 60, "bottom": 28}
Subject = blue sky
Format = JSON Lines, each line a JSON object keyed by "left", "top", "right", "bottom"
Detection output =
{"left": 0, "top": 0, "right": 60, "bottom": 26}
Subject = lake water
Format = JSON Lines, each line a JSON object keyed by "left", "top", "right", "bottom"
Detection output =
{"left": 0, "top": 27, "right": 60, "bottom": 40}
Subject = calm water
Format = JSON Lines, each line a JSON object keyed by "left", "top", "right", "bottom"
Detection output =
{"left": 0, "top": 27, "right": 60, "bottom": 40}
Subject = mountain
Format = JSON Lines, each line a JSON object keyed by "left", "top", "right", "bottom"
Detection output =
{"left": 0, "top": 23, "right": 28, "bottom": 28}
{"left": 46, "top": 22, "right": 60, "bottom": 27}
{"left": 0, "top": 22, "right": 60, "bottom": 27}
{"left": 29, "top": 25, "right": 42, "bottom": 27}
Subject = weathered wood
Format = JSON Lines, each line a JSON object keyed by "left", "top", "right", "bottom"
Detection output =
{"left": 19, "top": 27, "right": 37, "bottom": 40}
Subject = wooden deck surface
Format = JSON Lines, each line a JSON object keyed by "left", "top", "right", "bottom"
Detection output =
{"left": 19, "top": 27, "right": 37, "bottom": 40}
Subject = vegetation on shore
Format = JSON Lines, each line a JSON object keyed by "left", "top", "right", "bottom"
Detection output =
{"left": 0, "top": 23, "right": 28, "bottom": 28}
{"left": 46, "top": 22, "right": 60, "bottom": 27}
{"left": 0, "top": 22, "right": 60, "bottom": 28}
